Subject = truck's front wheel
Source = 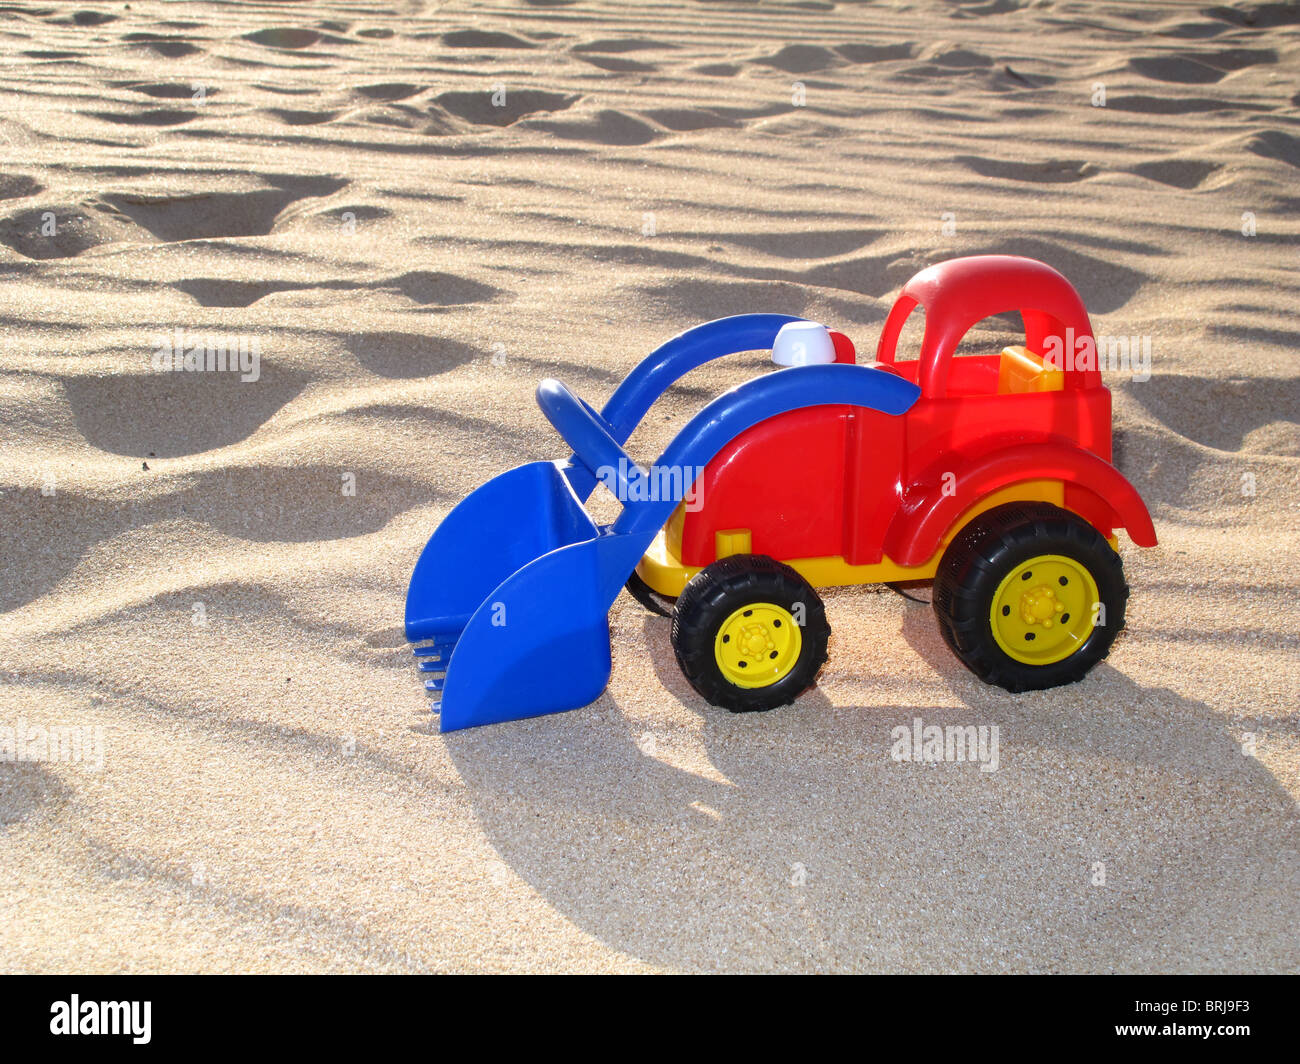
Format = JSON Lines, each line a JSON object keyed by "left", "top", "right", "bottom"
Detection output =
{"left": 671, "top": 555, "right": 830, "bottom": 712}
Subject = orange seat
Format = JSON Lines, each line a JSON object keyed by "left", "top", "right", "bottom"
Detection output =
{"left": 998, "top": 345, "right": 1064, "bottom": 393}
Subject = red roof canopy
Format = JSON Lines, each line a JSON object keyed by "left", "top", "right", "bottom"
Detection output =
{"left": 875, "top": 255, "right": 1099, "bottom": 395}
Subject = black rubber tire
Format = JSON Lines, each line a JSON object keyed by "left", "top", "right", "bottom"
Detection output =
{"left": 933, "top": 502, "right": 1128, "bottom": 693}
{"left": 671, "top": 554, "right": 830, "bottom": 712}
{"left": 624, "top": 570, "right": 676, "bottom": 617}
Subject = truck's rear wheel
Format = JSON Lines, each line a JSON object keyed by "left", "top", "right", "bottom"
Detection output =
{"left": 933, "top": 502, "right": 1128, "bottom": 692}
{"left": 671, "top": 555, "right": 830, "bottom": 712}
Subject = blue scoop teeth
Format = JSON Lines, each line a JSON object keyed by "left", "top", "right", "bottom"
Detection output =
{"left": 412, "top": 637, "right": 457, "bottom": 719}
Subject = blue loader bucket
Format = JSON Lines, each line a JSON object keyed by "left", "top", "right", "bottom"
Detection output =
{"left": 404, "top": 460, "right": 617, "bottom": 732}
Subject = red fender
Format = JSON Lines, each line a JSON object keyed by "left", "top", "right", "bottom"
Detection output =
{"left": 883, "top": 442, "right": 1157, "bottom": 566}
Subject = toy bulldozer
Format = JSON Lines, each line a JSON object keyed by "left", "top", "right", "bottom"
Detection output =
{"left": 405, "top": 255, "right": 1156, "bottom": 731}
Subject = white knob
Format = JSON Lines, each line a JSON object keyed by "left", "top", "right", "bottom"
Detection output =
{"left": 772, "top": 321, "right": 835, "bottom": 367}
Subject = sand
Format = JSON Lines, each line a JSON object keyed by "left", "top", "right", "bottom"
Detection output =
{"left": 0, "top": 0, "right": 1297, "bottom": 973}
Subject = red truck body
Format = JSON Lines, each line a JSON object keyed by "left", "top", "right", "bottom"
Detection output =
{"left": 640, "top": 255, "right": 1155, "bottom": 595}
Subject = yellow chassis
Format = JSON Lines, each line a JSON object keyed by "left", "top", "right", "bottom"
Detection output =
{"left": 635, "top": 478, "right": 1115, "bottom": 597}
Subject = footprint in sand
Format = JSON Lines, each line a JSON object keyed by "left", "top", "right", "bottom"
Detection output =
{"left": 1106, "top": 95, "right": 1272, "bottom": 115}
{"left": 122, "top": 33, "right": 204, "bottom": 58}
{"left": 1207, "top": 2, "right": 1300, "bottom": 28}
{"left": 89, "top": 109, "right": 198, "bottom": 127}
{"left": 190, "top": 465, "right": 422, "bottom": 543}
{"left": 441, "top": 29, "right": 535, "bottom": 49}
{"left": 1123, "top": 374, "right": 1300, "bottom": 455}
{"left": 0, "top": 203, "right": 146, "bottom": 260}
{"left": 433, "top": 89, "right": 579, "bottom": 128}
{"left": 718, "top": 227, "right": 883, "bottom": 260}
{"left": 1128, "top": 56, "right": 1226, "bottom": 85}
{"left": 376, "top": 271, "right": 505, "bottom": 307}
{"left": 171, "top": 279, "right": 317, "bottom": 308}
{"left": 752, "top": 43, "right": 843, "bottom": 74}
{"left": 1128, "top": 158, "right": 1222, "bottom": 189}
{"left": 100, "top": 175, "right": 349, "bottom": 242}
{"left": 640, "top": 107, "right": 739, "bottom": 131}
{"left": 243, "top": 28, "right": 324, "bottom": 50}
{"left": 925, "top": 45, "right": 996, "bottom": 68}
{"left": 63, "top": 364, "right": 310, "bottom": 459}
{"left": 344, "top": 332, "right": 481, "bottom": 380}
{"left": 1246, "top": 130, "right": 1300, "bottom": 168}
{"left": 802, "top": 250, "right": 914, "bottom": 299}
{"left": 353, "top": 107, "right": 426, "bottom": 133}
{"left": 46, "top": 9, "right": 119, "bottom": 26}
{"left": 118, "top": 82, "right": 216, "bottom": 101}
{"left": 943, "top": 0, "right": 1024, "bottom": 13}
{"left": 572, "top": 37, "right": 673, "bottom": 54}
{"left": 252, "top": 83, "right": 318, "bottom": 98}
{"left": 265, "top": 108, "right": 341, "bottom": 126}
{"left": 354, "top": 83, "right": 425, "bottom": 102}
{"left": 0, "top": 174, "right": 42, "bottom": 200}
{"left": 520, "top": 109, "right": 660, "bottom": 146}
{"left": 956, "top": 155, "right": 1099, "bottom": 183}
{"left": 3, "top": 464, "right": 421, "bottom": 601}
{"left": 693, "top": 62, "right": 741, "bottom": 77}
{"left": 169, "top": 268, "right": 484, "bottom": 311}
{"left": 309, "top": 203, "right": 392, "bottom": 225}
{"left": 576, "top": 55, "right": 657, "bottom": 73}
{"left": 0, "top": 763, "right": 69, "bottom": 825}
{"left": 898, "top": 46, "right": 998, "bottom": 80}
{"left": 637, "top": 278, "right": 815, "bottom": 322}
{"left": 835, "top": 42, "right": 918, "bottom": 63}
{"left": 1201, "top": 46, "right": 1278, "bottom": 71}
{"left": 1159, "top": 20, "right": 1226, "bottom": 39}
{"left": 0, "top": 490, "right": 110, "bottom": 613}
{"left": 1, "top": 180, "right": 350, "bottom": 258}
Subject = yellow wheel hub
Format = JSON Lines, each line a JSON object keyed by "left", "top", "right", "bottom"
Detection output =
{"left": 714, "top": 602, "right": 802, "bottom": 688}
{"left": 990, "top": 554, "right": 1100, "bottom": 666}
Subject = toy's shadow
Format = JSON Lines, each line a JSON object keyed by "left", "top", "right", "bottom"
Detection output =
{"left": 444, "top": 599, "right": 1300, "bottom": 972}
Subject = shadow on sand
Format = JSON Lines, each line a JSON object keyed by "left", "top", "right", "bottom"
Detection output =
{"left": 443, "top": 598, "right": 1298, "bottom": 971}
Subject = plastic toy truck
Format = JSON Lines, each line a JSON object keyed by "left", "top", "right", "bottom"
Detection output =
{"left": 406, "top": 255, "right": 1156, "bottom": 731}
